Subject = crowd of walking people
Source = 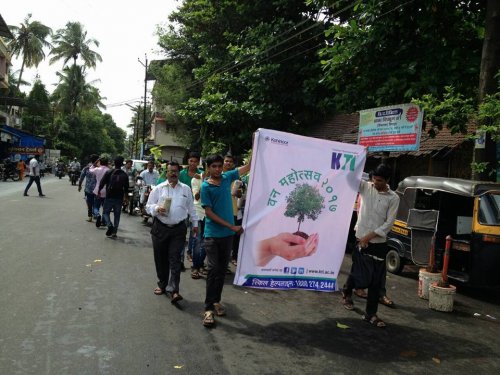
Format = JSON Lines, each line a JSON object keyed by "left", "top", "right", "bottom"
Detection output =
{"left": 75, "top": 152, "right": 249, "bottom": 327}
{"left": 17, "top": 149, "right": 399, "bottom": 329}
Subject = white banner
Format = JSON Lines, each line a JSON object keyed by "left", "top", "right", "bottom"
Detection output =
{"left": 234, "top": 129, "right": 366, "bottom": 292}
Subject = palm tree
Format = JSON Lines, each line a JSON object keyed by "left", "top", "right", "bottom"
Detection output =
{"left": 8, "top": 14, "right": 52, "bottom": 91}
{"left": 52, "top": 64, "right": 104, "bottom": 114}
{"left": 7, "top": 69, "right": 30, "bottom": 97}
{"left": 49, "top": 22, "right": 102, "bottom": 69}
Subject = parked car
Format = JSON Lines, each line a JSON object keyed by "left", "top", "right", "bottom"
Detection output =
{"left": 131, "top": 159, "right": 149, "bottom": 173}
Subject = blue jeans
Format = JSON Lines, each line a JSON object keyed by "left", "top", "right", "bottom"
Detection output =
{"left": 93, "top": 196, "right": 105, "bottom": 219}
{"left": 103, "top": 197, "right": 123, "bottom": 230}
{"left": 24, "top": 176, "right": 43, "bottom": 195}
{"left": 85, "top": 192, "right": 95, "bottom": 217}
{"left": 192, "top": 219, "right": 206, "bottom": 269}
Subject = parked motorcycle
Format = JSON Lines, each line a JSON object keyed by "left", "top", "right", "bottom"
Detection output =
{"left": 0, "top": 163, "right": 20, "bottom": 181}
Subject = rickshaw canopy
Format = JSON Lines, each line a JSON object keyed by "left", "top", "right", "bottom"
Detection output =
{"left": 396, "top": 176, "right": 500, "bottom": 197}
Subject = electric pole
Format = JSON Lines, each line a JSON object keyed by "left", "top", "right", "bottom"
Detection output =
{"left": 138, "top": 55, "right": 148, "bottom": 160}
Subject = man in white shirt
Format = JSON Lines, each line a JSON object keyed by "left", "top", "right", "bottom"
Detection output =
{"left": 90, "top": 157, "right": 110, "bottom": 227}
{"left": 146, "top": 161, "right": 198, "bottom": 303}
{"left": 139, "top": 161, "right": 159, "bottom": 186}
{"left": 23, "top": 156, "right": 45, "bottom": 197}
{"left": 341, "top": 164, "right": 399, "bottom": 328}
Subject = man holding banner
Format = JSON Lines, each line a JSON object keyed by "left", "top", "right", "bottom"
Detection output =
{"left": 234, "top": 129, "right": 366, "bottom": 297}
{"left": 201, "top": 154, "right": 251, "bottom": 327}
{"left": 341, "top": 164, "right": 399, "bottom": 328}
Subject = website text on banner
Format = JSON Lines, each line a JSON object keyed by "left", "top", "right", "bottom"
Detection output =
{"left": 234, "top": 129, "right": 366, "bottom": 292}
{"left": 358, "top": 104, "right": 423, "bottom": 152}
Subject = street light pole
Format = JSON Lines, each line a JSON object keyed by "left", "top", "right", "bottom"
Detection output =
{"left": 138, "top": 55, "right": 148, "bottom": 160}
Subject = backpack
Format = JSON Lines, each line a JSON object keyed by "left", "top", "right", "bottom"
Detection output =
{"left": 107, "top": 169, "right": 127, "bottom": 194}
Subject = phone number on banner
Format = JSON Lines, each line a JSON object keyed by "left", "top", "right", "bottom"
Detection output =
{"left": 243, "top": 276, "right": 336, "bottom": 291}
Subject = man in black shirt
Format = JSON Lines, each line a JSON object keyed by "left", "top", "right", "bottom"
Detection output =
{"left": 99, "top": 157, "right": 129, "bottom": 238}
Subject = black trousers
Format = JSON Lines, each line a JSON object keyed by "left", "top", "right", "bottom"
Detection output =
{"left": 231, "top": 216, "right": 242, "bottom": 260}
{"left": 24, "top": 176, "right": 43, "bottom": 195}
{"left": 204, "top": 236, "right": 233, "bottom": 311}
{"left": 343, "top": 242, "right": 388, "bottom": 317}
{"left": 151, "top": 219, "right": 187, "bottom": 293}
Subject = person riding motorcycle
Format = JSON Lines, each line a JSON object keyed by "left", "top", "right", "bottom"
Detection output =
{"left": 69, "top": 158, "right": 81, "bottom": 185}
{"left": 138, "top": 161, "right": 159, "bottom": 221}
{"left": 55, "top": 160, "right": 66, "bottom": 179}
{"left": 122, "top": 159, "right": 138, "bottom": 213}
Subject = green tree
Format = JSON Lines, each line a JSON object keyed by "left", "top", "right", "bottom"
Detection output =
{"left": 154, "top": 0, "right": 327, "bottom": 154}
{"left": 8, "top": 14, "right": 52, "bottom": 91}
{"left": 284, "top": 183, "right": 324, "bottom": 233}
{"left": 316, "top": 0, "right": 484, "bottom": 112}
{"left": 21, "top": 79, "right": 51, "bottom": 135}
{"left": 49, "top": 21, "right": 102, "bottom": 69}
{"left": 51, "top": 65, "right": 103, "bottom": 114}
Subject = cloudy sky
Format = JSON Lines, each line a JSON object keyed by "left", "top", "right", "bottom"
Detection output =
{"left": 2, "top": 0, "right": 180, "bottom": 132}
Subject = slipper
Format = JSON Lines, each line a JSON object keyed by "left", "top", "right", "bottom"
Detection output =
{"left": 203, "top": 311, "right": 215, "bottom": 327}
{"left": 354, "top": 289, "right": 368, "bottom": 299}
{"left": 191, "top": 270, "right": 201, "bottom": 279}
{"left": 171, "top": 292, "right": 183, "bottom": 303}
{"left": 362, "top": 314, "right": 386, "bottom": 328}
{"left": 153, "top": 287, "right": 165, "bottom": 295}
{"left": 213, "top": 303, "right": 226, "bottom": 316}
{"left": 341, "top": 294, "right": 354, "bottom": 310}
{"left": 379, "top": 295, "right": 395, "bottom": 308}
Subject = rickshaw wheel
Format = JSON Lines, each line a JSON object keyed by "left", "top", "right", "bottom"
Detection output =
{"left": 386, "top": 249, "right": 404, "bottom": 274}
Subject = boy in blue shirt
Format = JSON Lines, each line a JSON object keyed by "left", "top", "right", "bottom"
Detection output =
{"left": 201, "top": 154, "right": 250, "bottom": 327}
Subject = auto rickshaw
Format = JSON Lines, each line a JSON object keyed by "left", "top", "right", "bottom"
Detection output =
{"left": 386, "top": 176, "right": 500, "bottom": 286}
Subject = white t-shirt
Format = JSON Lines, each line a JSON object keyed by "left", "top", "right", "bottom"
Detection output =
{"left": 191, "top": 176, "right": 205, "bottom": 220}
{"left": 29, "top": 158, "right": 40, "bottom": 177}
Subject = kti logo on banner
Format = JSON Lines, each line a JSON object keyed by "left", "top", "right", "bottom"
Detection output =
{"left": 331, "top": 152, "right": 356, "bottom": 171}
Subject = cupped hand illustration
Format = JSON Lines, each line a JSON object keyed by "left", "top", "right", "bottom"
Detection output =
{"left": 255, "top": 232, "right": 319, "bottom": 267}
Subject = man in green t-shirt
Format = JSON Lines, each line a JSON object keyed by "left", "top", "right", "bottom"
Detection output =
{"left": 201, "top": 154, "right": 251, "bottom": 327}
{"left": 179, "top": 152, "right": 203, "bottom": 188}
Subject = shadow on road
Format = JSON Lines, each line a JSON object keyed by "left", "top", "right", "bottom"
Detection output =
{"left": 221, "top": 310, "right": 495, "bottom": 364}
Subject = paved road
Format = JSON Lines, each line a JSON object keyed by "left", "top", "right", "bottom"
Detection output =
{"left": 1, "top": 176, "right": 499, "bottom": 374}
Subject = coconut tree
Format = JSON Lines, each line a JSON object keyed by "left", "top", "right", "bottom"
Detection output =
{"left": 8, "top": 14, "right": 52, "bottom": 91}
{"left": 49, "top": 21, "right": 102, "bottom": 69}
{"left": 51, "top": 64, "right": 103, "bottom": 114}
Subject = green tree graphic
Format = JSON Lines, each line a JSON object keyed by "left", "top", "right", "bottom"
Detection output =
{"left": 284, "top": 184, "right": 325, "bottom": 233}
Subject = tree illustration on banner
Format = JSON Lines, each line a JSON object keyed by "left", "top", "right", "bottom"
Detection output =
{"left": 284, "top": 183, "right": 324, "bottom": 239}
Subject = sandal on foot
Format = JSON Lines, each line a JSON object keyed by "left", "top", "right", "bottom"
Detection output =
{"left": 203, "top": 311, "right": 215, "bottom": 327}
{"left": 379, "top": 295, "right": 395, "bottom": 308}
{"left": 171, "top": 292, "right": 183, "bottom": 304}
{"left": 341, "top": 297, "right": 354, "bottom": 310}
{"left": 153, "top": 287, "right": 165, "bottom": 295}
{"left": 191, "top": 270, "right": 201, "bottom": 279}
{"left": 213, "top": 303, "right": 226, "bottom": 316}
{"left": 362, "top": 315, "right": 386, "bottom": 328}
{"left": 341, "top": 292, "right": 354, "bottom": 310}
{"left": 354, "top": 289, "right": 368, "bottom": 299}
